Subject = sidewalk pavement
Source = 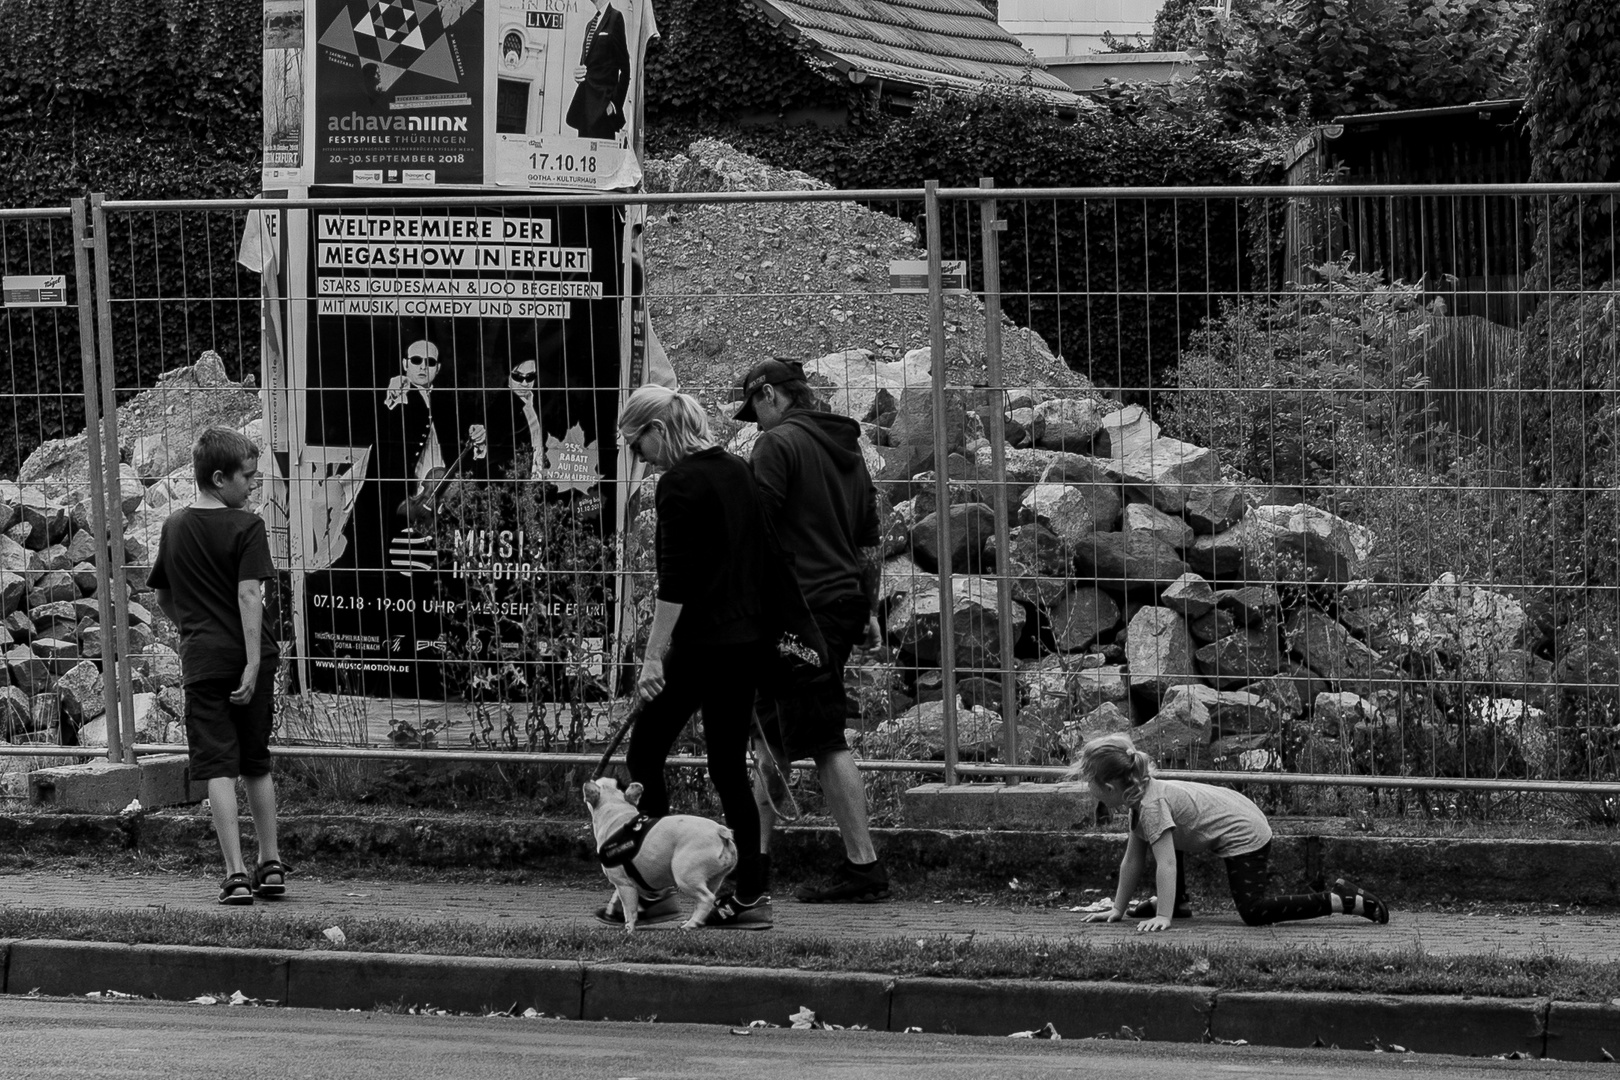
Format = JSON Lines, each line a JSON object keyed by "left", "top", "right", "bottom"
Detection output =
{"left": 2, "top": 866, "right": 1616, "bottom": 961}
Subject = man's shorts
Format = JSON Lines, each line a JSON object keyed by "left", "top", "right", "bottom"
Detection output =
{"left": 755, "top": 594, "right": 869, "bottom": 763}
{"left": 185, "top": 667, "right": 276, "bottom": 782}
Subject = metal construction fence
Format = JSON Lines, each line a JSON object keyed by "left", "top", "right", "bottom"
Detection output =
{"left": 3, "top": 182, "right": 1620, "bottom": 803}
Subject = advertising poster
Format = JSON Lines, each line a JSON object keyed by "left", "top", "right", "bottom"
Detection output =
{"left": 313, "top": 0, "right": 485, "bottom": 186}
{"left": 294, "top": 202, "right": 626, "bottom": 703}
{"left": 263, "top": 0, "right": 308, "bottom": 185}
{"left": 491, "top": 0, "right": 652, "bottom": 191}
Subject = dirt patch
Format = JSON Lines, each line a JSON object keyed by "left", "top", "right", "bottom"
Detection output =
{"left": 642, "top": 138, "right": 1090, "bottom": 421}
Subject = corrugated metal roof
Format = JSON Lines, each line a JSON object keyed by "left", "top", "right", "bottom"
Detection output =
{"left": 749, "top": 0, "right": 1084, "bottom": 106}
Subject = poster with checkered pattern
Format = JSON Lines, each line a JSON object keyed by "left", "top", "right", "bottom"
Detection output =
{"left": 313, "top": 0, "right": 486, "bottom": 186}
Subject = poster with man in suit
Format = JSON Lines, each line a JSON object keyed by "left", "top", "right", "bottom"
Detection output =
{"left": 492, "top": 0, "right": 653, "bottom": 191}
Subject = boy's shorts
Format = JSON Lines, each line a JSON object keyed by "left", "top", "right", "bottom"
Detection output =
{"left": 185, "top": 668, "right": 276, "bottom": 782}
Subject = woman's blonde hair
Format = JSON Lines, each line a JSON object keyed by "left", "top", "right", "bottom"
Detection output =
{"left": 1069, "top": 732, "right": 1153, "bottom": 790}
{"left": 619, "top": 385, "right": 714, "bottom": 460}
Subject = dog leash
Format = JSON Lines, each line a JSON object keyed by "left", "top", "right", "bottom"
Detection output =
{"left": 750, "top": 715, "right": 803, "bottom": 823}
{"left": 592, "top": 697, "right": 646, "bottom": 780}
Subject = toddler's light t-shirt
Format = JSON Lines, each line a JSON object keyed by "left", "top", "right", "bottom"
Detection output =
{"left": 1131, "top": 777, "right": 1272, "bottom": 857}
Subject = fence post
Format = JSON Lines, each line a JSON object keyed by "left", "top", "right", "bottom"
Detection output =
{"left": 977, "top": 178, "right": 1019, "bottom": 783}
{"left": 88, "top": 194, "right": 138, "bottom": 764}
{"left": 70, "top": 199, "right": 123, "bottom": 764}
{"left": 924, "top": 181, "right": 959, "bottom": 787}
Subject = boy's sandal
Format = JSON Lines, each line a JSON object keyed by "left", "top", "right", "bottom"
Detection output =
{"left": 253, "top": 860, "right": 289, "bottom": 898}
{"left": 219, "top": 872, "right": 254, "bottom": 906}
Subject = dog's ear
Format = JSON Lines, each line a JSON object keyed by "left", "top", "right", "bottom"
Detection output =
{"left": 583, "top": 780, "right": 601, "bottom": 807}
{"left": 624, "top": 782, "right": 643, "bottom": 805}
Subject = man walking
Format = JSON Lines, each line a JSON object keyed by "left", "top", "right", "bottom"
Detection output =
{"left": 732, "top": 359, "right": 890, "bottom": 903}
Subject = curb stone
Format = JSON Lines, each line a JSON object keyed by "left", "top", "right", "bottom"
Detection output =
{"left": 1208, "top": 990, "right": 1545, "bottom": 1058}
{"left": 4, "top": 938, "right": 1614, "bottom": 1059}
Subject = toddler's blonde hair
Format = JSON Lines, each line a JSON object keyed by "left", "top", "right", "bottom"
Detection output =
{"left": 1069, "top": 732, "right": 1154, "bottom": 790}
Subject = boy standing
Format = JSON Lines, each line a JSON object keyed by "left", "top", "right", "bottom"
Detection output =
{"left": 149, "top": 427, "right": 285, "bottom": 905}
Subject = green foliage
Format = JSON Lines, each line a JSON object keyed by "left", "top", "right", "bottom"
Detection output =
{"left": 642, "top": 0, "right": 853, "bottom": 122}
{"left": 1186, "top": 0, "right": 1534, "bottom": 127}
{"left": 1525, "top": 0, "right": 1620, "bottom": 286}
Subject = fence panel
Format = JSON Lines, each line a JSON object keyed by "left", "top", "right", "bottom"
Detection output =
{"left": 0, "top": 205, "right": 121, "bottom": 782}
{"left": 17, "top": 181, "right": 1619, "bottom": 810}
{"left": 924, "top": 183, "right": 1619, "bottom": 811}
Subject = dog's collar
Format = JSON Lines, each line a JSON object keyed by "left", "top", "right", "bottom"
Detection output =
{"left": 597, "top": 814, "right": 659, "bottom": 893}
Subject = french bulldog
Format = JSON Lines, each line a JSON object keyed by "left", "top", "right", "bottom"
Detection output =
{"left": 583, "top": 777, "right": 738, "bottom": 931}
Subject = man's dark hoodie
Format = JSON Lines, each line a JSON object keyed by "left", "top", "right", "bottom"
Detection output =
{"left": 750, "top": 409, "right": 880, "bottom": 611}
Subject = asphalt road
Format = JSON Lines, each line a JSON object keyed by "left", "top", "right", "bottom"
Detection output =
{"left": 1, "top": 999, "right": 1610, "bottom": 1080}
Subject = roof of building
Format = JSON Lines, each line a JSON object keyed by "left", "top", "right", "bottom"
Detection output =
{"left": 745, "top": 0, "right": 1084, "bottom": 107}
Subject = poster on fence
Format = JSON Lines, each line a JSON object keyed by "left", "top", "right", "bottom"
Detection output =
{"left": 312, "top": 0, "right": 486, "bottom": 186}
{"left": 488, "top": 0, "right": 653, "bottom": 191}
{"left": 291, "top": 0, "right": 652, "bottom": 191}
{"left": 290, "top": 202, "right": 629, "bottom": 703}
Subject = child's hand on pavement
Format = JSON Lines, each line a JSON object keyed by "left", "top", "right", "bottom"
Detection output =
{"left": 1081, "top": 908, "right": 1122, "bottom": 924}
{"left": 1137, "top": 915, "right": 1173, "bottom": 933}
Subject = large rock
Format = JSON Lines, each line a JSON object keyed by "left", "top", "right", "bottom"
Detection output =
{"left": 1074, "top": 531, "right": 1189, "bottom": 594}
{"left": 867, "top": 699, "right": 1001, "bottom": 761}
{"left": 1160, "top": 573, "right": 1217, "bottom": 619}
{"left": 877, "top": 554, "right": 930, "bottom": 608}
{"left": 974, "top": 446, "right": 1108, "bottom": 505}
{"left": 1284, "top": 609, "right": 1381, "bottom": 693}
{"left": 1186, "top": 514, "right": 1288, "bottom": 581}
{"left": 1123, "top": 606, "right": 1199, "bottom": 698}
{"left": 0, "top": 685, "right": 30, "bottom": 737}
{"left": 1018, "top": 482, "right": 1118, "bottom": 546}
{"left": 1022, "top": 654, "right": 1130, "bottom": 729}
{"left": 1057, "top": 701, "right": 1134, "bottom": 758}
{"left": 1250, "top": 503, "right": 1375, "bottom": 581}
{"left": 803, "top": 347, "right": 933, "bottom": 422}
{"left": 0, "top": 535, "right": 43, "bottom": 585}
{"left": 136, "top": 643, "right": 184, "bottom": 686}
{"left": 32, "top": 636, "right": 81, "bottom": 675}
{"left": 1109, "top": 435, "right": 1221, "bottom": 517}
{"left": 1195, "top": 629, "right": 1283, "bottom": 690}
{"left": 1130, "top": 709, "right": 1209, "bottom": 767}
{"left": 1098, "top": 405, "right": 1160, "bottom": 464}
{"left": 1050, "top": 587, "right": 1121, "bottom": 652}
{"left": 0, "top": 572, "right": 24, "bottom": 614}
{"left": 1158, "top": 683, "right": 1275, "bottom": 738}
{"left": 1400, "top": 574, "right": 1528, "bottom": 683}
{"left": 28, "top": 571, "right": 79, "bottom": 606}
{"left": 15, "top": 492, "right": 70, "bottom": 549}
{"left": 985, "top": 522, "right": 1070, "bottom": 610}
{"left": 4, "top": 646, "right": 50, "bottom": 695}
{"left": 910, "top": 502, "right": 996, "bottom": 574}
{"left": 56, "top": 659, "right": 105, "bottom": 723}
{"left": 1123, "top": 501, "right": 1193, "bottom": 550}
{"left": 889, "top": 575, "right": 1027, "bottom": 670}
{"left": 891, "top": 387, "right": 969, "bottom": 454}
{"left": 1032, "top": 397, "right": 1105, "bottom": 452}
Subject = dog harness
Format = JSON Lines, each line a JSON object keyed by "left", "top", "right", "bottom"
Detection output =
{"left": 597, "top": 813, "right": 659, "bottom": 893}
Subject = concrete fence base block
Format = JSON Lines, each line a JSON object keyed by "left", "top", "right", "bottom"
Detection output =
{"left": 27, "top": 762, "right": 142, "bottom": 814}
{"left": 137, "top": 753, "right": 207, "bottom": 808}
{"left": 8, "top": 940, "right": 291, "bottom": 1003}
{"left": 889, "top": 978, "right": 1211, "bottom": 1041}
{"left": 286, "top": 953, "right": 584, "bottom": 1015}
{"left": 1545, "top": 1001, "right": 1620, "bottom": 1062}
{"left": 582, "top": 963, "right": 892, "bottom": 1030}
{"left": 903, "top": 782, "right": 1099, "bottom": 830}
{"left": 1211, "top": 991, "right": 1545, "bottom": 1057}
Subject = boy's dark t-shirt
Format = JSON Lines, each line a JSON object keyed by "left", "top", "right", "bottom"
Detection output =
{"left": 146, "top": 506, "right": 279, "bottom": 685}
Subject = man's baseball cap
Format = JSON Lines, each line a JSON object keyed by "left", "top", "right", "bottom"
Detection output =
{"left": 730, "top": 358, "right": 804, "bottom": 423}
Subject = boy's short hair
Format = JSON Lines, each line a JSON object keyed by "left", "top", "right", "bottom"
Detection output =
{"left": 193, "top": 426, "right": 260, "bottom": 489}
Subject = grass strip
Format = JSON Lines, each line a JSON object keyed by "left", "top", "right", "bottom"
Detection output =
{"left": 3, "top": 908, "right": 1617, "bottom": 1002}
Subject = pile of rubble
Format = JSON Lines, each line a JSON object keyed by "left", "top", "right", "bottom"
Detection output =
{"left": 717, "top": 348, "right": 1559, "bottom": 773}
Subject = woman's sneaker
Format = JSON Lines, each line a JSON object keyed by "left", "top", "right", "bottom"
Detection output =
{"left": 1333, "top": 878, "right": 1390, "bottom": 924}
{"left": 593, "top": 887, "right": 683, "bottom": 927}
{"left": 1126, "top": 895, "right": 1194, "bottom": 919}
{"left": 699, "top": 893, "right": 774, "bottom": 929}
{"left": 793, "top": 859, "right": 891, "bottom": 903}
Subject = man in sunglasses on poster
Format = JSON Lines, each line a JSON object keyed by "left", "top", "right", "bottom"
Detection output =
{"left": 378, "top": 338, "right": 488, "bottom": 570}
